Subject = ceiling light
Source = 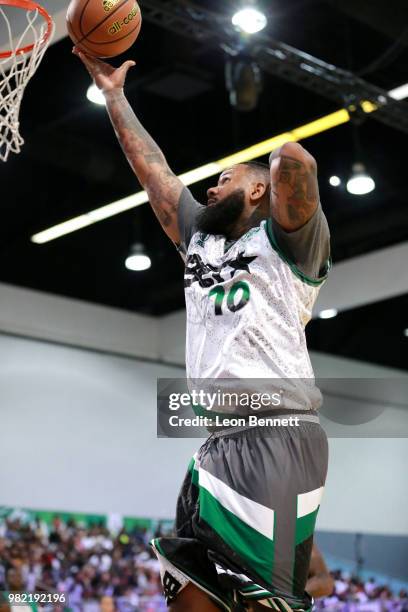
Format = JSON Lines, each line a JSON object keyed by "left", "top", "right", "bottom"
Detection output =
{"left": 346, "top": 163, "right": 375, "bottom": 195}
{"left": 404, "top": 328, "right": 408, "bottom": 338}
{"left": 125, "top": 243, "right": 151, "bottom": 271}
{"left": 319, "top": 308, "right": 338, "bottom": 319}
{"left": 360, "top": 100, "right": 377, "bottom": 113}
{"left": 226, "top": 59, "right": 262, "bottom": 112}
{"left": 232, "top": 7, "right": 267, "bottom": 34}
{"left": 87, "top": 84, "right": 106, "bottom": 106}
{"left": 329, "top": 175, "right": 341, "bottom": 187}
{"left": 388, "top": 82, "right": 408, "bottom": 101}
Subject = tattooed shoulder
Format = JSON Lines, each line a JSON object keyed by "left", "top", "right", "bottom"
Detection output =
{"left": 271, "top": 150, "right": 319, "bottom": 230}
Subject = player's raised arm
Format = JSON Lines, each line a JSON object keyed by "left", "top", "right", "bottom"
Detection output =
{"left": 269, "top": 142, "right": 319, "bottom": 231}
{"left": 73, "top": 49, "right": 183, "bottom": 244}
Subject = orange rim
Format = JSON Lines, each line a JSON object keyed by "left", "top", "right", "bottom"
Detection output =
{"left": 0, "top": 0, "right": 53, "bottom": 59}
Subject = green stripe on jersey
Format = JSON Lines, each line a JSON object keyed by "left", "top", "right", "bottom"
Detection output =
{"left": 265, "top": 218, "right": 330, "bottom": 287}
{"left": 192, "top": 403, "right": 232, "bottom": 420}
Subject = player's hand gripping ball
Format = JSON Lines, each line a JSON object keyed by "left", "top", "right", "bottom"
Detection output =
{"left": 66, "top": 0, "right": 142, "bottom": 58}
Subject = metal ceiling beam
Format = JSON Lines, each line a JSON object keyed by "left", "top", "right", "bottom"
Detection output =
{"left": 140, "top": 0, "right": 408, "bottom": 134}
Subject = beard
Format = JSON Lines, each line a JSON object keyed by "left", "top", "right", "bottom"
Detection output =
{"left": 196, "top": 189, "right": 245, "bottom": 236}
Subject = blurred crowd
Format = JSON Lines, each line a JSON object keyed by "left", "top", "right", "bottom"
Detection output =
{"left": 0, "top": 515, "right": 407, "bottom": 611}
{"left": 0, "top": 515, "right": 166, "bottom": 611}
{"left": 314, "top": 570, "right": 408, "bottom": 612}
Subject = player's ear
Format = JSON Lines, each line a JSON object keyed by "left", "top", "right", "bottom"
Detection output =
{"left": 250, "top": 181, "right": 267, "bottom": 203}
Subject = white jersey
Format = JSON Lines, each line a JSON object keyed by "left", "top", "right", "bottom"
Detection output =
{"left": 183, "top": 218, "right": 329, "bottom": 413}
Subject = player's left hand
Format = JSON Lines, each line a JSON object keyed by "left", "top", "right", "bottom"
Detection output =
{"left": 72, "top": 47, "right": 135, "bottom": 93}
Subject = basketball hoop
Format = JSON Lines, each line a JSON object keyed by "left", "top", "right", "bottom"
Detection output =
{"left": 0, "top": 0, "right": 54, "bottom": 161}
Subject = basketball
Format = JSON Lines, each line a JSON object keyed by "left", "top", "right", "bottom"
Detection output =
{"left": 66, "top": 0, "right": 142, "bottom": 58}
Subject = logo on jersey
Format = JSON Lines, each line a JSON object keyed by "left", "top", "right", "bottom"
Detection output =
{"left": 184, "top": 252, "right": 257, "bottom": 288}
{"left": 196, "top": 233, "right": 210, "bottom": 248}
{"left": 162, "top": 571, "right": 182, "bottom": 601}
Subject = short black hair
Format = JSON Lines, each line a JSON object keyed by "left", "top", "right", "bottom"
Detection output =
{"left": 241, "top": 160, "right": 270, "bottom": 182}
{"left": 243, "top": 161, "right": 269, "bottom": 171}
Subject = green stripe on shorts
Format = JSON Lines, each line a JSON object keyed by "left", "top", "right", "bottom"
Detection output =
{"left": 295, "top": 486, "right": 324, "bottom": 544}
{"left": 188, "top": 455, "right": 199, "bottom": 487}
{"left": 199, "top": 485, "right": 275, "bottom": 584}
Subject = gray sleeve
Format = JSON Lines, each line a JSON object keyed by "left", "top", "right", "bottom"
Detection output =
{"left": 271, "top": 204, "right": 331, "bottom": 279}
{"left": 177, "top": 186, "right": 205, "bottom": 254}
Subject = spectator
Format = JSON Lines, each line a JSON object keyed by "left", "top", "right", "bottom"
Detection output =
{"left": 1, "top": 515, "right": 407, "bottom": 611}
{"left": 0, "top": 516, "right": 164, "bottom": 611}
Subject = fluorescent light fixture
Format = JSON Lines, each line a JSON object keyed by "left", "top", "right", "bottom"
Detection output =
{"left": 30, "top": 80, "right": 408, "bottom": 244}
{"left": 346, "top": 163, "right": 375, "bottom": 195}
{"left": 319, "top": 308, "right": 338, "bottom": 319}
{"left": 291, "top": 110, "right": 349, "bottom": 140}
{"left": 32, "top": 192, "right": 149, "bottom": 243}
{"left": 388, "top": 82, "right": 408, "bottom": 101}
{"left": 329, "top": 175, "right": 341, "bottom": 187}
{"left": 178, "top": 163, "right": 222, "bottom": 185}
{"left": 87, "top": 84, "right": 106, "bottom": 106}
{"left": 31, "top": 110, "right": 350, "bottom": 244}
{"left": 125, "top": 253, "right": 151, "bottom": 271}
{"left": 232, "top": 7, "right": 267, "bottom": 34}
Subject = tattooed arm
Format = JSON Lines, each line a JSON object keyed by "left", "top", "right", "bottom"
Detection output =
{"left": 105, "top": 91, "right": 183, "bottom": 241}
{"left": 73, "top": 50, "right": 183, "bottom": 243}
{"left": 269, "top": 142, "right": 319, "bottom": 232}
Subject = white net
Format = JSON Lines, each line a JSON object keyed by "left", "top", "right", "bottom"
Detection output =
{"left": 0, "top": 2, "right": 53, "bottom": 161}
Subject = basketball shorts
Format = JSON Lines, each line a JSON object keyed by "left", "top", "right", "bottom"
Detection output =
{"left": 151, "top": 414, "right": 328, "bottom": 611}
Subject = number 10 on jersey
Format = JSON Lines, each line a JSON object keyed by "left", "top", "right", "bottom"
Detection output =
{"left": 209, "top": 281, "right": 250, "bottom": 315}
